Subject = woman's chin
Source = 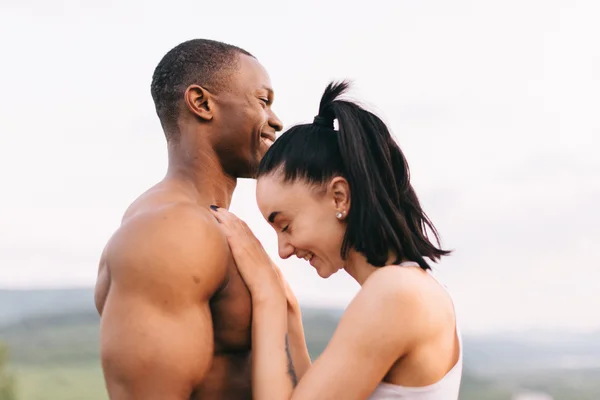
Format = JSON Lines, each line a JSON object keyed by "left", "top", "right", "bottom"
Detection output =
{"left": 314, "top": 265, "right": 334, "bottom": 279}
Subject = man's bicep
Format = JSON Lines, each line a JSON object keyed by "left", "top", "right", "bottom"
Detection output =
{"left": 100, "top": 289, "right": 215, "bottom": 400}
{"left": 99, "top": 207, "right": 230, "bottom": 398}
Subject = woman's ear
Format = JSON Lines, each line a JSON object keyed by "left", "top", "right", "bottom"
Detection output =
{"left": 328, "top": 177, "right": 350, "bottom": 220}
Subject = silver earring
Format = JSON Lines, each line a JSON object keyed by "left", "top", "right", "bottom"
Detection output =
{"left": 336, "top": 211, "right": 343, "bottom": 219}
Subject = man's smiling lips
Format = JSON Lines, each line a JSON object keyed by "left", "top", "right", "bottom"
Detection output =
{"left": 261, "top": 132, "right": 275, "bottom": 147}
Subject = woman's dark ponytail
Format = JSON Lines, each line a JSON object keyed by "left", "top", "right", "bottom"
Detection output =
{"left": 315, "top": 81, "right": 451, "bottom": 269}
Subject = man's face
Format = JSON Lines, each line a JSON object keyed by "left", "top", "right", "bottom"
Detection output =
{"left": 212, "top": 54, "right": 283, "bottom": 178}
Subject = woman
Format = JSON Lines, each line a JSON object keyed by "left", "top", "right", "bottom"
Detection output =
{"left": 210, "top": 81, "right": 462, "bottom": 399}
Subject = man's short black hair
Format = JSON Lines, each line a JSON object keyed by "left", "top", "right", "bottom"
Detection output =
{"left": 150, "top": 39, "right": 253, "bottom": 138}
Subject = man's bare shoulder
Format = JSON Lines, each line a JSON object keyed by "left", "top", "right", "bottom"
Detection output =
{"left": 105, "top": 202, "right": 231, "bottom": 300}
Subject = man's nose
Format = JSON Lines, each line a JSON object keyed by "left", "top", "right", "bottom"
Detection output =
{"left": 269, "top": 109, "right": 283, "bottom": 133}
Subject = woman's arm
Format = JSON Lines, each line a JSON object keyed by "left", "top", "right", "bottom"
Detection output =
{"left": 249, "top": 266, "right": 311, "bottom": 396}
{"left": 250, "top": 265, "right": 426, "bottom": 400}
{"left": 287, "top": 268, "right": 427, "bottom": 400}
{"left": 286, "top": 304, "right": 312, "bottom": 381}
{"left": 273, "top": 265, "right": 312, "bottom": 381}
{"left": 250, "top": 288, "right": 295, "bottom": 399}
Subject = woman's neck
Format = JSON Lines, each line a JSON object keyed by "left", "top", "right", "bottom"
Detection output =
{"left": 343, "top": 250, "right": 405, "bottom": 285}
{"left": 343, "top": 251, "right": 378, "bottom": 286}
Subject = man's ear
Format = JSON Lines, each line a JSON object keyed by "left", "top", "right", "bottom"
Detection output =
{"left": 184, "top": 84, "right": 214, "bottom": 121}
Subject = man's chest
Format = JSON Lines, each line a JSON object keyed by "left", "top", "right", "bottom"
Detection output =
{"left": 210, "top": 270, "right": 253, "bottom": 352}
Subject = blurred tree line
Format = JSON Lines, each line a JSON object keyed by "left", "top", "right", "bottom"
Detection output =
{"left": 0, "top": 342, "right": 16, "bottom": 400}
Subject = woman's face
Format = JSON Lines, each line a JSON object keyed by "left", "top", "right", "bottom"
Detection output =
{"left": 256, "top": 174, "right": 350, "bottom": 278}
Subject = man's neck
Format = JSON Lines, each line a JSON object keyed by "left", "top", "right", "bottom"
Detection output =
{"left": 165, "top": 140, "right": 237, "bottom": 209}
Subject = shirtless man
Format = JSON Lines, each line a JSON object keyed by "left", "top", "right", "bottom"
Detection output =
{"left": 95, "top": 39, "right": 283, "bottom": 399}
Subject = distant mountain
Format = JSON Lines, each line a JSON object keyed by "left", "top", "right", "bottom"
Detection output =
{"left": 464, "top": 331, "right": 600, "bottom": 376}
{"left": 0, "top": 288, "right": 95, "bottom": 326}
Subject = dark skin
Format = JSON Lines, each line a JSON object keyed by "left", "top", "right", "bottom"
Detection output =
{"left": 95, "top": 53, "right": 283, "bottom": 400}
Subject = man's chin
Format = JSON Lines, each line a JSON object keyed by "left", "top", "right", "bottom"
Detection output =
{"left": 237, "top": 158, "right": 260, "bottom": 179}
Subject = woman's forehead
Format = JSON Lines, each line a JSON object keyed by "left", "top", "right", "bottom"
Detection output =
{"left": 257, "top": 176, "right": 295, "bottom": 203}
{"left": 257, "top": 177, "right": 315, "bottom": 211}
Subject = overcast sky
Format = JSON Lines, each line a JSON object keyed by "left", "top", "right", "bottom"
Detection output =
{"left": 0, "top": 0, "right": 598, "bottom": 334}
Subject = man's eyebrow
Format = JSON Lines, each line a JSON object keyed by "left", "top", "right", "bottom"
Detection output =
{"left": 268, "top": 211, "right": 280, "bottom": 223}
{"left": 261, "top": 85, "right": 274, "bottom": 96}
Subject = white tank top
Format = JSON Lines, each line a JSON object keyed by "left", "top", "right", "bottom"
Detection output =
{"left": 367, "top": 263, "right": 463, "bottom": 400}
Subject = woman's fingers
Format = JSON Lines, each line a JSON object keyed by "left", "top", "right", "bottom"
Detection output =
{"left": 209, "top": 205, "right": 228, "bottom": 222}
{"left": 210, "top": 206, "right": 242, "bottom": 228}
{"left": 209, "top": 206, "right": 264, "bottom": 260}
{"left": 209, "top": 206, "right": 242, "bottom": 238}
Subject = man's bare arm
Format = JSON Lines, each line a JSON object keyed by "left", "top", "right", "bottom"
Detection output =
{"left": 99, "top": 205, "right": 230, "bottom": 400}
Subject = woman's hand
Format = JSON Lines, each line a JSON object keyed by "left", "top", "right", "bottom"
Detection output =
{"left": 210, "top": 206, "right": 283, "bottom": 302}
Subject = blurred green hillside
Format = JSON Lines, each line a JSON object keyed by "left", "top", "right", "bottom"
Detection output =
{"left": 1, "top": 288, "right": 598, "bottom": 400}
